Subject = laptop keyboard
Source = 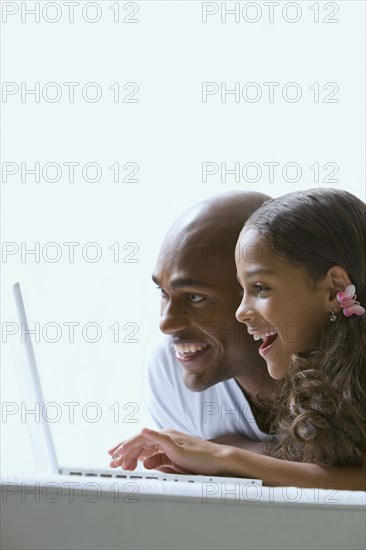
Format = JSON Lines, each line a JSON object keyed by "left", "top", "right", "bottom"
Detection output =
{"left": 61, "top": 467, "right": 262, "bottom": 485}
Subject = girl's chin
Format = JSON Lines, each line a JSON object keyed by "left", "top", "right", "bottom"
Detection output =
{"left": 266, "top": 361, "right": 288, "bottom": 381}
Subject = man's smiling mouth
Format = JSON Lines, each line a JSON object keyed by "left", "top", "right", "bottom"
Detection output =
{"left": 174, "top": 343, "right": 209, "bottom": 360}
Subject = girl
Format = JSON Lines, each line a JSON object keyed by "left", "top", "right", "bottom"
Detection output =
{"left": 109, "top": 188, "right": 366, "bottom": 489}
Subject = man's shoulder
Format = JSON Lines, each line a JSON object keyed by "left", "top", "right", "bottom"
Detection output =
{"left": 147, "top": 338, "right": 181, "bottom": 387}
{"left": 148, "top": 338, "right": 177, "bottom": 371}
{"left": 150, "top": 337, "right": 176, "bottom": 360}
{"left": 146, "top": 338, "right": 270, "bottom": 440}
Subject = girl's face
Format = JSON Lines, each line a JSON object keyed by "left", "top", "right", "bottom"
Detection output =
{"left": 235, "top": 227, "right": 330, "bottom": 380}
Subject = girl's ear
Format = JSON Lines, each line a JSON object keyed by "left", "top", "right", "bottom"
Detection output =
{"left": 326, "top": 266, "right": 352, "bottom": 303}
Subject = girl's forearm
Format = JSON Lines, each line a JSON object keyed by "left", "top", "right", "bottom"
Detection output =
{"left": 220, "top": 446, "right": 366, "bottom": 491}
{"left": 210, "top": 434, "right": 269, "bottom": 455}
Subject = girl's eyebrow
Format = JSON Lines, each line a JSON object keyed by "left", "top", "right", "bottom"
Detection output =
{"left": 241, "top": 268, "right": 276, "bottom": 279}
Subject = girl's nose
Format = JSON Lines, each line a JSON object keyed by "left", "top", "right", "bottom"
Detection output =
{"left": 235, "top": 297, "right": 255, "bottom": 324}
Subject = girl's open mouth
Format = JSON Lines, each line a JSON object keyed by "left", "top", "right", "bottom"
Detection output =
{"left": 258, "top": 333, "right": 278, "bottom": 357}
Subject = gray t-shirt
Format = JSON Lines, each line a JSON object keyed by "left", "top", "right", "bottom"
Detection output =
{"left": 146, "top": 338, "right": 273, "bottom": 442}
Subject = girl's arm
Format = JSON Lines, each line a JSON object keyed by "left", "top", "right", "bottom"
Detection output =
{"left": 225, "top": 445, "right": 366, "bottom": 491}
{"left": 109, "top": 428, "right": 366, "bottom": 491}
{"left": 209, "top": 434, "right": 269, "bottom": 455}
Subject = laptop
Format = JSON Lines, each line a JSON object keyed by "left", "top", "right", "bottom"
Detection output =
{"left": 12, "top": 282, "right": 262, "bottom": 487}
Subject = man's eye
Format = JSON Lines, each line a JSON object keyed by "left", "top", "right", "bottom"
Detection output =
{"left": 156, "top": 287, "right": 168, "bottom": 298}
{"left": 188, "top": 294, "right": 205, "bottom": 303}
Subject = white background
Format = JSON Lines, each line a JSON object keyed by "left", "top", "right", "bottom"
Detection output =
{"left": 1, "top": 0, "right": 365, "bottom": 473}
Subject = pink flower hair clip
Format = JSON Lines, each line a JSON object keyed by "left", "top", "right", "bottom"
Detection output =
{"left": 336, "top": 284, "right": 366, "bottom": 317}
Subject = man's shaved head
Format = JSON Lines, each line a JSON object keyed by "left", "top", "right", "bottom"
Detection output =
{"left": 153, "top": 191, "right": 279, "bottom": 402}
{"left": 160, "top": 191, "right": 270, "bottom": 269}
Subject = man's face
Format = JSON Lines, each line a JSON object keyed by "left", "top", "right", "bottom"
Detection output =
{"left": 152, "top": 230, "right": 264, "bottom": 391}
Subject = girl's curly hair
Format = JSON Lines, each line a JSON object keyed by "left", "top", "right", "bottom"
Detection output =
{"left": 245, "top": 188, "right": 366, "bottom": 466}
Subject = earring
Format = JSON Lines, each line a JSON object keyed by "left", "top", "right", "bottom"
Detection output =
{"left": 329, "top": 306, "right": 336, "bottom": 322}
{"left": 337, "top": 283, "right": 366, "bottom": 317}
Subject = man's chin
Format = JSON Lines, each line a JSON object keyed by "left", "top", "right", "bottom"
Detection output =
{"left": 182, "top": 370, "right": 222, "bottom": 392}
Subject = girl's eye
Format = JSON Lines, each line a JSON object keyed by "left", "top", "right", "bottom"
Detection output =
{"left": 253, "top": 284, "right": 269, "bottom": 294}
{"left": 188, "top": 294, "right": 205, "bottom": 303}
{"left": 238, "top": 285, "right": 268, "bottom": 297}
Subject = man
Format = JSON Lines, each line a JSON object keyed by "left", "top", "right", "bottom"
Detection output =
{"left": 145, "top": 191, "right": 282, "bottom": 451}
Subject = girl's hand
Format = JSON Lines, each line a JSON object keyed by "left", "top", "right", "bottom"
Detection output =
{"left": 108, "top": 428, "right": 229, "bottom": 476}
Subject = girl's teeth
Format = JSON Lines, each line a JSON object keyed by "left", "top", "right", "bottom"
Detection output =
{"left": 253, "top": 333, "right": 277, "bottom": 341}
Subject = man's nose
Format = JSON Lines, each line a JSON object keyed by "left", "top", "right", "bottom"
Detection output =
{"left": 159, "top": 302, "right": 189, "bottom": 334}
{"left": 235, "top": 296, "right": 255, "bottom": 324}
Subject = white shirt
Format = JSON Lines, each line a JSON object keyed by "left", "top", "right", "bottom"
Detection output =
{"left": 146, "top": 338, "right": 274, "bottom": 442}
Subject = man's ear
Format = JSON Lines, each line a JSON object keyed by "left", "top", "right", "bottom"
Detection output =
{"left": 326, "top": 266, "right": 352, "bottom": 303}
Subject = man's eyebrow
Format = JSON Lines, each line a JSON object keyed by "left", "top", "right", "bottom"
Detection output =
{"left": 151, "top": 275, "right": 213, "bottom": 290}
